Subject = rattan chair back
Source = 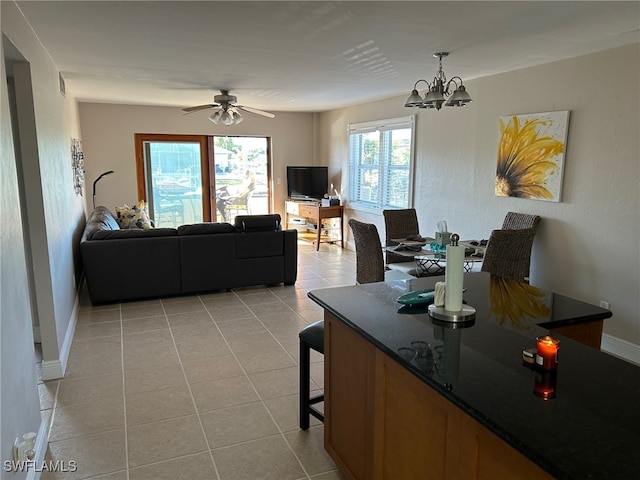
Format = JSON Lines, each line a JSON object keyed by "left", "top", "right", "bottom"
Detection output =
{"left": 481, "top": 227, "right": 538, "bottom": 282}
{"left": 348, "top": 219, "right": 385, "bottom": 284}
{"left": 383, "top": 208, "right": 420, "bottom": 265}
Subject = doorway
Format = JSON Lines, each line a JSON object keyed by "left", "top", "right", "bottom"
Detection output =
{"left": 135, "top": 134, "right": 271, "bottom": 227}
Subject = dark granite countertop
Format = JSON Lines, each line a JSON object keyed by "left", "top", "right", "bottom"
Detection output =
{"left": 308, "top": 272, "right": 639, "bottom": 480}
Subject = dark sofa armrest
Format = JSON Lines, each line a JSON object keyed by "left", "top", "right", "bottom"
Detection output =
{"left": 283, "top": 229, "right": 298, "bottom": 284}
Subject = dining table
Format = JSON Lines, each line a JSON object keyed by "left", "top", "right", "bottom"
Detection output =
{"left": 386, "top": 236, "right": 486, "bottom": 276}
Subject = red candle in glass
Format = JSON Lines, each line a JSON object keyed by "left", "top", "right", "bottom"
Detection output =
{"left": 536, "top": 336, "right": 560, "bottom": 370}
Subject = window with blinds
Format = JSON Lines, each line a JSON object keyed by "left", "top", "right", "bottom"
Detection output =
{"left": 348, "top": 116, "right": 415, "bottom": 211}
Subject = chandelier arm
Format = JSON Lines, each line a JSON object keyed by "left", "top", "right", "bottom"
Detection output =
{"left": 413, "top": 79, "right": 431, "bottom": 90}
{"left": 444, "top": 76, "right": 464, "bottom": 95}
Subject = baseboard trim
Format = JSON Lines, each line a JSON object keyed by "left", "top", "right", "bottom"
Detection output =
{"left": 601, "top": 334, "right": 640, "bottom": 366}
{"left": 40, "top": 291, "right": 79, "bottom": 380}
{"left": 26, "top": 418, "right": 50, "bottom": 480}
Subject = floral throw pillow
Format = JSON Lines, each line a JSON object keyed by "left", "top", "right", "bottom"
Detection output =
{"left": 115, "top": 200, "right": 153, "bottom": 229}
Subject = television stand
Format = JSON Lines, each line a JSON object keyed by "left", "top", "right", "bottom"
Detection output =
{"left": 285, "top": 200, "right": 344, "bottom": 251}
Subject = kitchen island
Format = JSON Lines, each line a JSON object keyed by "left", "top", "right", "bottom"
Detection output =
{"left": 308, "top": 272, "right": 639, "bottom": 480}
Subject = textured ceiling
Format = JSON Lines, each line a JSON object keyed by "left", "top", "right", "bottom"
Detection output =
{"left": 14, "top": 1, "right": 640, "bottom": 112}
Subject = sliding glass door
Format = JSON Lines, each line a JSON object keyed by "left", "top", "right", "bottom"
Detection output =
{"left": 135, "top": 134, "right": 271, "bottom": 228}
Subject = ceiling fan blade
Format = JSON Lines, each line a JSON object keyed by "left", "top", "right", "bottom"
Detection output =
{"left": 181, "top": 104, "right": 217, "bottom": 113}
{"left": 236, "top": 105, "right": 276, "bottom": 118}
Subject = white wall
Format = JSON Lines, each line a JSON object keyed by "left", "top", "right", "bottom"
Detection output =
{"left": 318, "top": 44, "right": 640, "bottom": 356}
{"left": 78, "top": 103, "right": 316, "bottom": 217}
{"left": 1, "top": 0, "right": 85, "bottom": 466}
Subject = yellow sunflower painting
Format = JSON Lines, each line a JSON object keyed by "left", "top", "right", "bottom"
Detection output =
{"left": 496, "top": 111, "right": 569, "bottom": 202}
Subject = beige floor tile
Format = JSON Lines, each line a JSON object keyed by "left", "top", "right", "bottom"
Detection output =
{"left": 216, "top": 317, "right": 268, "bottom": 337}
{"left": 121, "top": 303, "right": 165, "bottom": 319}
{"left": 225, "top": 330, "right": 281, "bottom": 354}
{"left": 65, "top": 348, "right": 123, "bottom": 379}
{"left": 166, "top": 310, "right": 214, "bottom": 329}
{"left": 310, "top": 361, "right": 324, "bottom": 389}
{"left": 174, "top": 338, "right": 231, "bottom": 363}
{"left": 87, "top": 471, "right": 129, "bottom": 480}
{"left": 57, "top": 373, "right": 123, "bottom": 407}
{"left": 123, "top": 342, "right": 180, "bottom": 371}
{"left": 181, "top": 354, "right": 244, "bottom": 384}
{"left": 161, "top": 298, "right": 206, "bottom": 315}
{"left": 122, "top": 315, "right": 169, "bottom": 334}
{"left": 123, "top": 328, "right": 174, "bottom": 349}
{"left": 129, "top": 452, "right": 216, "bottom": 480}
{"left": 249, "top": 366, "right": 300, "bottom": 400}
{"left": 263, "top": 393, "right": 321, "bottom": 432}
{"left": 44, "top": 430, "right": 126, "bottom": 480}
{"left": 76, "top": 309, "right": 121, "bottom": 325}
{"left": 285, "top": 426, "right": 337, "bottom": 476}
{"left": 127, "top": 415, "right": 207, "bottom": 468}
{"left": 124, "top": 364, "right": 185, "bottom": 396}
{"left": 50, "top": 396, "right": 124, "bottom": 441}
{"left": 235, "top": 346, "right": 296, "bottom": 374}
{"left": 206, "top": 305, "right": 254, "bottom": 322}
{"left": 126, "top": 385, "right": 195, "bottom": 426}
{"left": 73, "top": 321, "right": 121, "bottom": 340}
{"left": 170, "top": 323, "right": 224, "bottom": 346}
{"left": 212, "top": 435, "right": 305, "bottom": 480}
{"left": 120, "top": 298, "right": 162, "bottom": 309}
{"left": 236, "top": 291, "right": 280, "bottom": 306}
{"left": 68, "top": 335, "right": 122, "bottom": 358}
{"left": 190, "top": 375, "right": 259, "bottom": 413}
{"left": 200, "top": 402, "right": 279, "bottom": 448}
{"left": 39, "top": 381, "right": 58, "bottom": 410}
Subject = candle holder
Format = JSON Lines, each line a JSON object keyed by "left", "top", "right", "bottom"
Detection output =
{"left": 536, "top": 335, "right": 560, "bottom": 370}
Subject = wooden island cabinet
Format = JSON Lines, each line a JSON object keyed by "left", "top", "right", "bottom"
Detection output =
{"left": 325, "top": 313, "right": 552, "bottom": 480}
{"left": 309, "top": 273, "right": 638, "bottom": 480}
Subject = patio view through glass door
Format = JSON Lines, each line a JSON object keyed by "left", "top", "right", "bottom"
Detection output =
{"left": 135, "top": 134, "right": 271, "bottom": 228}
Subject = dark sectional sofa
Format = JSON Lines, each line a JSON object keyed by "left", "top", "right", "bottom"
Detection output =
{"left": 80, "top": 206, "right": 298, "bottom": 304}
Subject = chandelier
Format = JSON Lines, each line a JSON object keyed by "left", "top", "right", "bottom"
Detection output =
{"left": 404, "top": 52, "right": 472, "bottom": 110}
{"left": 209, "top": 108, "right": 243, "bottom": 126}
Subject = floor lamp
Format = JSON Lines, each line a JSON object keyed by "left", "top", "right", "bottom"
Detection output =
{"left": 92, "top": 170, "right": 114, "bottom": 208}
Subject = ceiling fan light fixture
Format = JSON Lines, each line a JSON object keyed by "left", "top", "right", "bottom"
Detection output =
{"left": 231, "top": 110, "right": 243, "bottom": 124}
{"left": 220, "top": 110, "right": 234, "bottom": 126}
{"left": 209, "top": 111, "right": 222, "bottom": 124}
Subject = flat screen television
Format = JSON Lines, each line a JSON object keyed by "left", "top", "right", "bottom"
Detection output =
{"left": 287, "top": 166, "right": 328, "bottom": 200}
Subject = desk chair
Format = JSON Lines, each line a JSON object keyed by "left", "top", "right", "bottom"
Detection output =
{"left": 299, "top": 219, "right": 412, "bottom": 430}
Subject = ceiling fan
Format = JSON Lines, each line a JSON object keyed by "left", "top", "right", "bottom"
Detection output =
{"left": 182, "top": 90, "right": 275, "bottom": 125}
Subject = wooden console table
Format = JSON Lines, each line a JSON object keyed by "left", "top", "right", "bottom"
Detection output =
{"left": 285, "top": 200, "right": 344, "bottom": 251}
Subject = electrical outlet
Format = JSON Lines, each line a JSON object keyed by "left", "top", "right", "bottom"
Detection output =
{"left": 600, "top": 300, "right": 610, "bottom": 310}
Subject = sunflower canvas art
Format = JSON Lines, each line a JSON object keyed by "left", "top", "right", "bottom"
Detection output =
{"left": 496, "top": 111, "right": 569, "bottom": 202}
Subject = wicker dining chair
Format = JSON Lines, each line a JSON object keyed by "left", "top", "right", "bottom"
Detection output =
{"left": 502, "top": 211, "right": 541, "bottom": 230}
{"left": 349, "top": 219, "right": 386, "bottom": 284}
{"left": 481, "top": 227, "right": 538, "bottom": 282}
{"left": 383, "top": 208, "right": 420, "bottom": 266}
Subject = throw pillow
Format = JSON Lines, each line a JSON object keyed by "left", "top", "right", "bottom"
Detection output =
{"left": 115, "top": 200, "right": 153, "bottom": 229}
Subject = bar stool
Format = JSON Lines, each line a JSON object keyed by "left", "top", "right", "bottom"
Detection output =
{"left": 299, "top": 320, "right": 324, "bottom": 430}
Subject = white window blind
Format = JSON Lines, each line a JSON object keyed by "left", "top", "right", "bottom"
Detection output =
{"left": 348, "top": 116, "right": 415, "bottom": 211}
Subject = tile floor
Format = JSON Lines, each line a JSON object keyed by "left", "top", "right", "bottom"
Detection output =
{"left": 38, "top": 242, "right": 356, "bottom": 480}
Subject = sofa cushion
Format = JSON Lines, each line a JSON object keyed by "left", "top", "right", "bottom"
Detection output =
{"left": 115, "top": 201, "right": 153, "bottom": 229}
{"left": 91, "top": 228, "right": 177, "bottom": 240}
{"left": 177, "top": 223, "right": 235, "bottom": 236}
{"left": 234, "top": 214, "right": 282, "bottom": 233}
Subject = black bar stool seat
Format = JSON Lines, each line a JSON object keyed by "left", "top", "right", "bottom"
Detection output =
{"left": 299, "top": 320, "right": 324, "bottom": 430}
